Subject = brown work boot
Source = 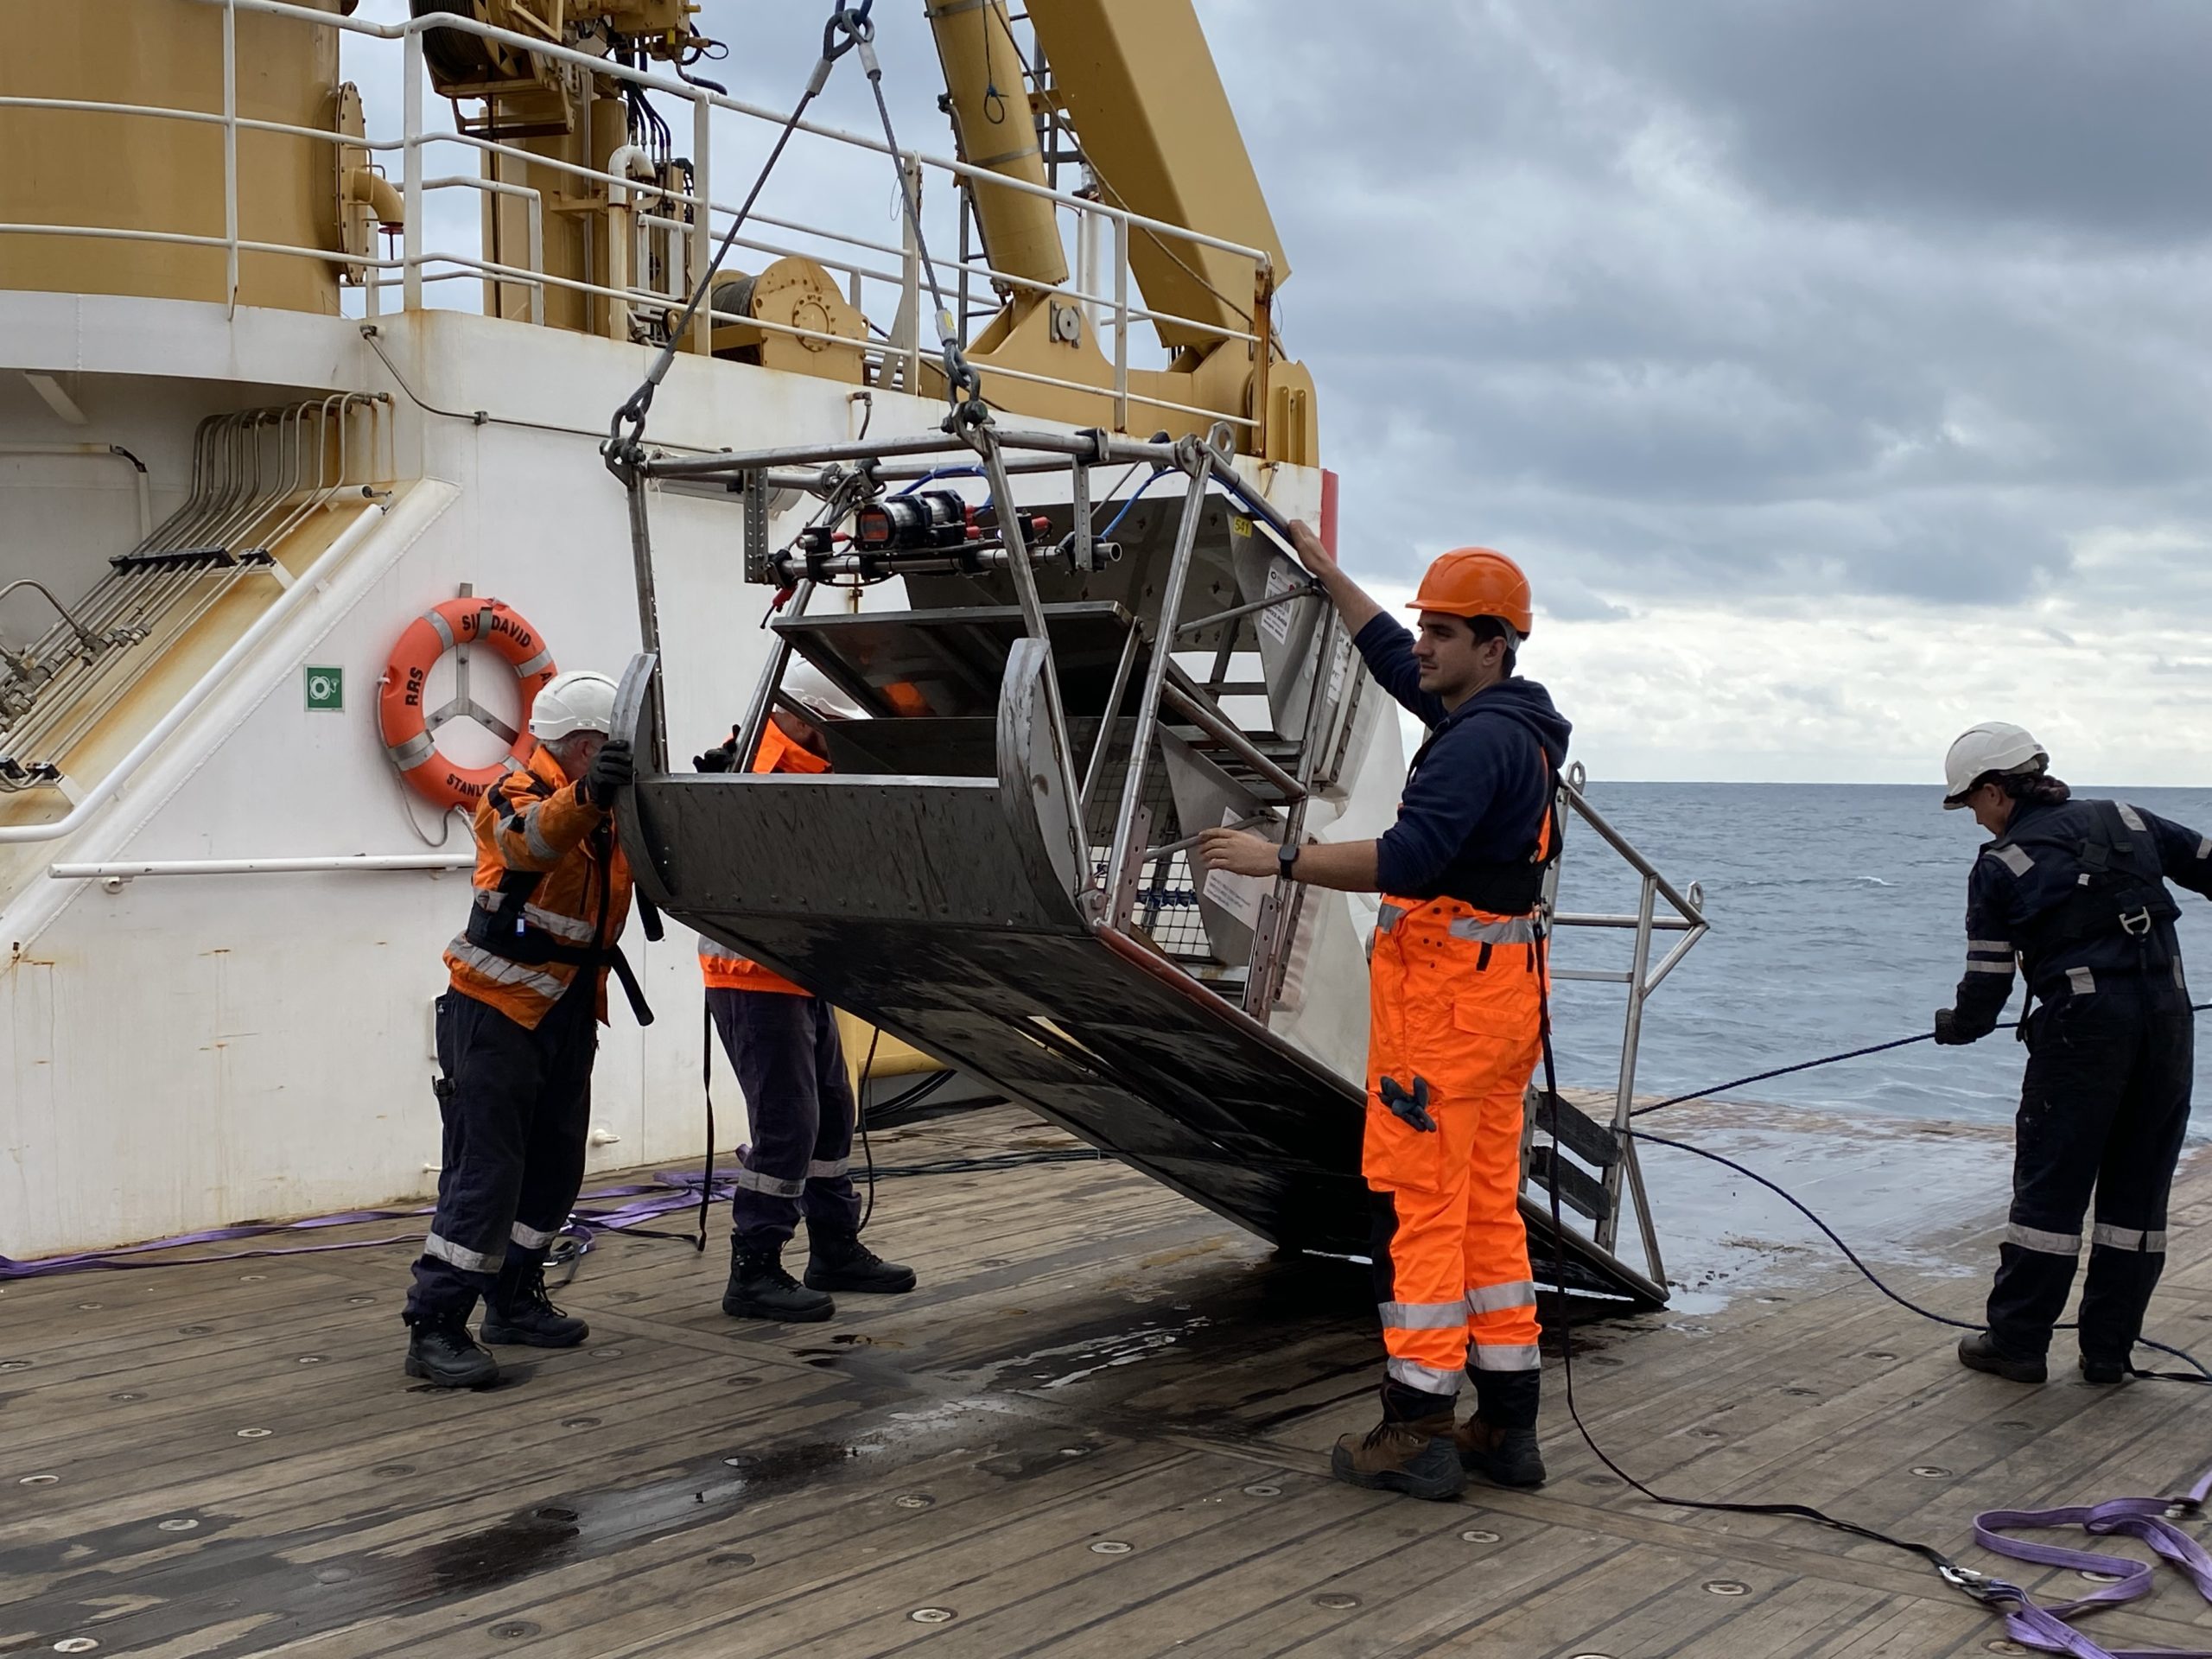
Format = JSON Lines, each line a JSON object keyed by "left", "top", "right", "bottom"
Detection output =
{"left": 1331, "top": 1388, "right": 1465, "bottom": 1503}
{"left": 1455, "top": 1416, "right": 1547, "bottom": 1488}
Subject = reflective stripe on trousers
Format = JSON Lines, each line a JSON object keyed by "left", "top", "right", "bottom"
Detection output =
{"left": 1365, "top": 893, "right": 1544, "bottom": 1394}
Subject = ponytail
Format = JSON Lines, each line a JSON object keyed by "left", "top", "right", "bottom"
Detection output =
{"left": 1999, "top": 766, "right": 2070, "bottom": 807}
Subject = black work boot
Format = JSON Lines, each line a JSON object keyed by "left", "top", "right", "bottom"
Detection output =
{"left": 723, "top": 1245, "right": 835, "bottom": 1322}
{"left": 804, "top": 1234, "right": 917, "bottom": 1295}
{"left": 1460, "top": 1368, "right": 1546, "bottom": 1488}
{"left": 480, "top": 1263, "right": 589, "bottom": 1349}
{"left": 404, "top": 1316, "right": 499, "bottom": 1388}
{"left": 2080, "top": 1352, "right": 2133, "bottom": 1386}
{"left": 1958, "top": 1331, "right": 2046, "bottom": 1384}
{"left": 1330, "top": 1382, "right": 1465, "bottom": 1503}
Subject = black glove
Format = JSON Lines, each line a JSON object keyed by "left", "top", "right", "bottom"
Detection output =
{"left": 693, "top": 727, "right": 741, "bottom": 773}
{"left": 1933, "top": 1007, "right": 1974, "bottom": 1046}
{"left": 581, "top": 738, "right": 634, "bottom": 805}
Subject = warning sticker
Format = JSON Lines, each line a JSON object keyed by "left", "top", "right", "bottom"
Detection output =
{"left": 1200, "top": 807, "right": 1269, "bottom": 930}
{"left": 1258, "top": 558, "right": 1299, "bottom": 645}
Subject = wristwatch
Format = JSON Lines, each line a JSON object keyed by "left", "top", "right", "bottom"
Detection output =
{"left": 1277, "top": 841, "right": 1301, "bottom": 880}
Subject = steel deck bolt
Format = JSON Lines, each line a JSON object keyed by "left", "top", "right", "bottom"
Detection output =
{"left": 1703, "top": 1580, "right": 1750, "bottom": 1597}
{"left": 1313, "top": 1593, "right": 1360, "bottom": 1609}
{"left": 1460, "top": 1529, "right": 1501, "bottom": 1543}
{"left": 909, "top": 1608, "right": 956, "bottom": 1624}
{"left": 1090, "top": 1540, "right": 1132, "bottom": 1554}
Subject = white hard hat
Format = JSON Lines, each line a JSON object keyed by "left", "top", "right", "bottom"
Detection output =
{"left": 785, "top": 660, "right": 862, "bottom": 723}
{"left": 529, "top": 670, "right": 620, "bottom": 741}
{"left": 1943, "top": 721, "right": 2047, "bottom": 809}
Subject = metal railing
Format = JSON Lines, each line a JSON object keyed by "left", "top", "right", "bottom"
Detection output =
{"left": 1529, "top": 760, "right": 1710, "bottom": 1287}
{"left": 0, "top": 0, "right": 1274, "bottom": 439}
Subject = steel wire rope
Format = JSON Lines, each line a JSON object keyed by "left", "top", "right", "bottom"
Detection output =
{"left": 847, "top": 11, "right": 987, "bottom": 424}
{"left": 607, "top": 1, "right": 880, "bottom": 452}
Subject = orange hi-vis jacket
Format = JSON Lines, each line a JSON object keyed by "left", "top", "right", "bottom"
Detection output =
{"left": 698, "top": 720, "right": 829, "bottom": 997}
{"left": 1364, "top": 783, "right": 1555, "bottom": 1396}
{"left": 445, "top": 744, "right": 634, "bottom": 1030}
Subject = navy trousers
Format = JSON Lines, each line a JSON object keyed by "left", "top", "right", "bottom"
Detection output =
{"left": 708, "top": 988, "right": 861, "bottom": 1253}
{"left": 1986, "top": 993, "right": 2192, "bottom": 1364}
{"left": 404, "top": 985, "right": 597, "bottom": 1324}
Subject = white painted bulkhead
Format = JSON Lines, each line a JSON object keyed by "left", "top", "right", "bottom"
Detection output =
{"left": 0, "top": 294, "right": 1357, "bottom": 1259}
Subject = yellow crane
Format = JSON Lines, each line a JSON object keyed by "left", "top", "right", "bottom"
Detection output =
{"left": 0, "top": 0, "right": 1315, "bottom": 460}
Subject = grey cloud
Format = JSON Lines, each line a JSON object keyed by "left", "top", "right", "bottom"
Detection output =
{"left": 1198, "top": 0, "right": 2212, "bottom": 619}
{"left": 1569, "top": 0, "right": 2212, "bottom": 241}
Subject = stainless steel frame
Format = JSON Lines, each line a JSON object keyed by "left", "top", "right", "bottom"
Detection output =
{"left": 1535, "top": 760, "right": 1710, "bottom": 1287}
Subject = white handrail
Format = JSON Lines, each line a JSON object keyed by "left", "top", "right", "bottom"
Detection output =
{"left": 51, "top": 853, "right": 470, "bottom": 879}
{"left": 0, "top": 496, "right": 389, "bottom": 844}
{"left": 4, "top": 1, "right": 1279, "bottom": 436}
{"left": 186, "top": 0, "right": 1274, "bottom": 271}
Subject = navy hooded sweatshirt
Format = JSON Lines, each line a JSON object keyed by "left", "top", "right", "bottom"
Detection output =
{"left": 1352, "top": 614, "right": 1573, "bottom": 904}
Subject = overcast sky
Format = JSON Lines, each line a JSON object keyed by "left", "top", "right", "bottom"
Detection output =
{"left": 362, "top": 2, "right": 2212, "bottom": 785}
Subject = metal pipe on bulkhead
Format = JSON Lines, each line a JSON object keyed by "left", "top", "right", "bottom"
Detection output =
{"left": 0, "top": 499, "right": 390, "bottom": 845}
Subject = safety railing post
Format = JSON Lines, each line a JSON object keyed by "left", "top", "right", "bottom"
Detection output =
{"left": 1111, "top": 215, "right": 1129, "bottom": 433}
{"left": 978, "top": 436, "right": 1087, "bottom": 857}
{"left": 1100, "top": 453, "right": 1211, "bottom": 926}
{"left": 1599, "top": 873, "right": 1659, "bottom": 1252}
{"left": 690, "top": 93, "right": 713, "bottom": 353}
{"left": 402, "top": 26, "right": 423, "bottom": 313}
{"left": 222, "top": 0, "right": 239, "bottom": 315}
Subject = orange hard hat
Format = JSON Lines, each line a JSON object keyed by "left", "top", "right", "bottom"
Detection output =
{"left": 1408, "top": 547, "right": 1534, "bottom": 636}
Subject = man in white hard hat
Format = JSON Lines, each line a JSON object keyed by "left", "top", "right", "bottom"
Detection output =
{"left": 400, "top": 669, "right": 641, "bottom": 1388}
{"left": 1935, "top": 721, "right": 2212, "bottom": 1386}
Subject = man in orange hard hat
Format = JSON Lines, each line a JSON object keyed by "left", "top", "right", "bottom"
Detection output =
{"left": 1198, "top": 524, "right": 1568, "bottom": 1503}
{"left": 692, "top": 697, "right": 917, "bottom": 1323}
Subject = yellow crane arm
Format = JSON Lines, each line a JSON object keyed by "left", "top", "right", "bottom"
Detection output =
{"left": 1026, "top": 0, "right": 1289, "bottom": 353}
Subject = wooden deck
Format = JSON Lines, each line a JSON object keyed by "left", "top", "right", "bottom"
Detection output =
{"left": 4, "top": 1104, "right": 2209, "bottom": 1658}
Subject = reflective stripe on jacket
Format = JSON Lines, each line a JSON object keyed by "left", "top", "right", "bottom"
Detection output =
{"left": 445, "top": 744, "right": 632, "bottom": 1029}
{"left": 698, "top": 719, "right": 830, "bottom": 996}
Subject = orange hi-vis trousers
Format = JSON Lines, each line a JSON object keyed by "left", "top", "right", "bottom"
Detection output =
{"left": 1364, "top": 893, "right": 1545, "bottom": 1395}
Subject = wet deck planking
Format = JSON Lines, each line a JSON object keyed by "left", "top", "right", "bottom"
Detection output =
{"left": 3, "top": 1104, "right": 2209, "bottom": 1658}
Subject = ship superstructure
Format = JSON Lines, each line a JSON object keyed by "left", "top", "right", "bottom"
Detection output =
{"left": 0, "top": 0, "right": 1689, "bottom": 1312}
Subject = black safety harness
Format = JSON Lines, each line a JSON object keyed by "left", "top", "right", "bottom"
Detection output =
{"left": 463, "top": 775, "right": 658, "bottom": 1026}
{"left": 1399, "top": 711, "right": 1563, "bottom": 916}
{"left": 1999, "top": 798, "right": 2180, "bottom": 1007}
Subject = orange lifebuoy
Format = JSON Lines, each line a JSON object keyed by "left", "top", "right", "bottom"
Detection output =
{"left": 378, "top": 597, "right": 557, "bottom": 813}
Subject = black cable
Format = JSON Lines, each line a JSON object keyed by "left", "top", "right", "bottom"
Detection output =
{"left": 360, "top": 326, "right": 734, "bottom": 453}
{"left": 865, "top": 1067, "right": 954, "bottom": 1127}
{"left": 1628, "top": 1128, "right": 2212, "bottom": 1384}
{"left": 856, "top": 1025, "right": 882, "bottom": 1231}
{"left": 1533, "top": 950, "right": 1982, "bottom": 1590}
{"left": 696, "top": 999, "right": 715, "bottom": 1252}
{"left": 1630, "top": 1032, "right": 1936, "bottom": 1118}
{"left": 1630, "top": 998, "right": 2212, "bottom": 1119}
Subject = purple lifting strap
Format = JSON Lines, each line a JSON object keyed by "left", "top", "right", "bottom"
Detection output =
{"left": 1970, "top": 1463, "right": 2212, "bottom": 1658}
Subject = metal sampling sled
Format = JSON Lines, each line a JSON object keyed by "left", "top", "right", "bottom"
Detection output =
{"left": 607, "top": 420, "right": 1699, "bottom": 1307}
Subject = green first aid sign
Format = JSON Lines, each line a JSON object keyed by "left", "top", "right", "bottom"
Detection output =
{"left": 303, "top": 665, "right": 344, "bottom": 713}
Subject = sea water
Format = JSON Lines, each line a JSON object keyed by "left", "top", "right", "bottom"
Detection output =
{"left": 1543, "top": 781, "right": 2212, "bottom": 1135}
